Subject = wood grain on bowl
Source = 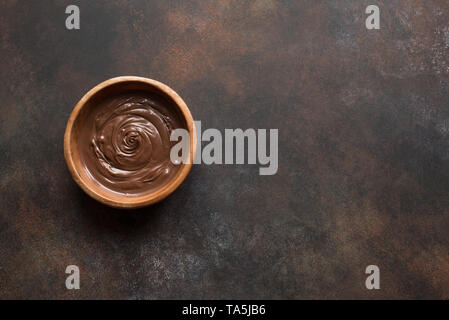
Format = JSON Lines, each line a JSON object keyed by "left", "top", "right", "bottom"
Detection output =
{"left": 64, "top": 76, "right": 197, "bottom": 209}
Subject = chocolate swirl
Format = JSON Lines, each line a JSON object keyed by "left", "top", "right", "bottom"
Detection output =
{"left": 79, "top": 92, "right": 184, "bottom": 195}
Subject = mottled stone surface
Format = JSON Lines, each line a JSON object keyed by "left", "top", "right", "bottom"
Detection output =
{"left": 1, "top": 0, "right": 449, "bottom": 299}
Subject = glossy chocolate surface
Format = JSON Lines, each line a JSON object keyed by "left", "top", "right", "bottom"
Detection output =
{"left": 78, "top": 91, "right": 185, "bottom": 196}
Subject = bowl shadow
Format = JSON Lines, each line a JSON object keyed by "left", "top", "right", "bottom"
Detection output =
{"left": 74, "top": 186, "right": 167, "bottom": 236}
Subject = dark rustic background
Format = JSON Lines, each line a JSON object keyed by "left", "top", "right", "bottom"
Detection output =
{"left": 1, "top": 0, "right": 449, "bottom": 299}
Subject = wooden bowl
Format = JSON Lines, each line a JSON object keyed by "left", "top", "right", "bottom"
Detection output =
{"left": 64, "top": 76, "right": 196, "bottom": 209}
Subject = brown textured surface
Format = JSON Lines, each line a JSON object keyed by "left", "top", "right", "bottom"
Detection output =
{"left": 1, "top": 0, "right": 449, "bottom": 299}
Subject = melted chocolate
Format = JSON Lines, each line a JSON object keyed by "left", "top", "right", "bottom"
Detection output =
{"left": 78, "top": 91, "right": 185, "bottom": 196}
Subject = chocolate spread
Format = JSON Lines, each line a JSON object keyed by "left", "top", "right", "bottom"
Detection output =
{"left": 78, "top": 91, "right": 185, "bottom": 196}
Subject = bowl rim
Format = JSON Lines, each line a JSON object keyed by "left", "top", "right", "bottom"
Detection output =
{"left": 64, "top": 76, "right": 196, "bottom": 209}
